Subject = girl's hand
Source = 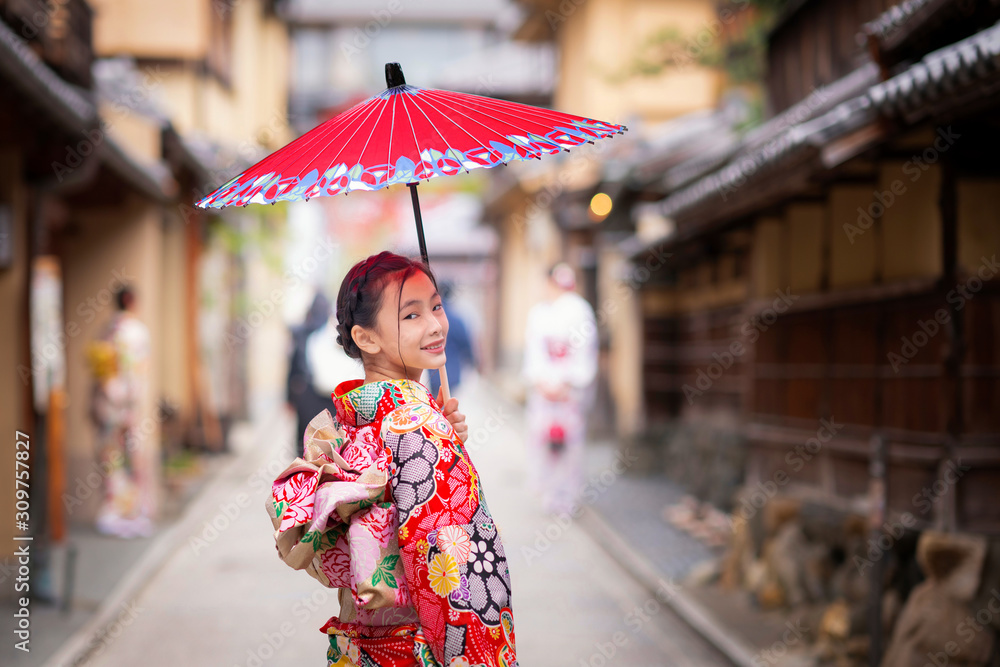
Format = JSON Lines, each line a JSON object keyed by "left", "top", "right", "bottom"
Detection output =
{"left": 437, "top": 388, "right": 468, "bottom": 443}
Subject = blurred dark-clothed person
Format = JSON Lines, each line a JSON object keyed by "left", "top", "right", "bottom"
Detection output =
{"left": 286, "top": 291, "right": 332, "bottom": 454}
{"left": 428, "top": 282, "right": 476, "bottom": 398}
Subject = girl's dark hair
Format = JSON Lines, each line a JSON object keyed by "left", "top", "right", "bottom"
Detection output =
{"left": 335, "top": 251, "right": 437, "bottom": 360}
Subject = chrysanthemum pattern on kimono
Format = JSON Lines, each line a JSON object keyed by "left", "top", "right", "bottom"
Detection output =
{"left": 268, "top": 378, "right": 516, "bottom": 667}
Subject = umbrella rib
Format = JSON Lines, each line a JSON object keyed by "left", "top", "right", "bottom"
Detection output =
{"left": 241, "top": 95, "right": 381, "bottom": 183}
{"left": 405, "top": 89, "right": 459, "bottom": 155}
{"left": 408, "top": 92, "right": 526, "bottom": 162}
{"left": 387, "top": 90, "right": 397, "bottom": 181}
{"left": 441, "top": 87, "right": 625, "bottom": 133}
{"left": 265, "top": 94, "right": 389, "bottom": 189}
{"left": 443, "top": 89, "right": 606, "bottom": 126}
{"left": 233, "top": 98, "right": 379, "bottom": 196}
{"left": 400, "top": 88, "right": 430, "bottom": 180}
{"left": 423, "top": 88, "right": 584, "bottom": 127}
{"left": 351, "top": 92, "right": 392, "bottom": 172}
{"left": 411, "top": 92, "right": 543, "bottom": 156}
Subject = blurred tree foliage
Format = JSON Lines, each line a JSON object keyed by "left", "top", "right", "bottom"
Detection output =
{"left": 613, "top": 0, "right": 790, "bottom": 129}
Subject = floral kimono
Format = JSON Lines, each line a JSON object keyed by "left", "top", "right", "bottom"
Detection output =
{"left": 268, "top": 378, "right": 517, "bottom": 667}
{"left": 86, "top": 311, "right": 154, "bottom": 538}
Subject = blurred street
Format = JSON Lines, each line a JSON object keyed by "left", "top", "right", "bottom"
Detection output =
{"left": 38, "top": 375, "right": 731, "bottom": 667}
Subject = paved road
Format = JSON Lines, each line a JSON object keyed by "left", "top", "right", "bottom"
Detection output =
{"left": 76, "top": 376, "right": 731, "bottom": 666}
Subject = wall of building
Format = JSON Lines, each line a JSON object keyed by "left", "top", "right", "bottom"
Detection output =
{"left": 158, "top": 210, "right": 192, "bottom": 422}
{"left": 600, "top": 245, "right": 645, "bottom": 438}
{"left": 93, "top": 0, "right": 291, "bottom": 152}
{"left": 0, "top": 149, "right": 29, "bottom": 573}
{"left": 497, "top": 205, "right": 560, "bottom": 383}
{"left": 91, "top": 0, "right": 210, "bottom": 60}
{"left": 554, "top": 0, "right": 722, "bottom": 125}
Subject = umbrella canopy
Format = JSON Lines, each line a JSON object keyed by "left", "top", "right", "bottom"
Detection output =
{"left": 195, "top": 64, "right": 626, "bottom": 209}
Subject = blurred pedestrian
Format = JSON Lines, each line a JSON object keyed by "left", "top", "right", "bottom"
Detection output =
{"left": 303, "top": 306, "right": 364, "bottom": 406}
{"left": 522, "top": 262, "right": 598, "bottom": 515}
{"left": 286, "top": 290, "right": 332, "bottom": 454}
{"left": 427, "top": 281, "right": 476, "bottom": 398}
{"left": 86, "top": 285, "right": 154, "bottom": 538}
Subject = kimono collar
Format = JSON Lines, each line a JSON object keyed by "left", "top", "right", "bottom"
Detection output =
{"left": 332, "top": 378, "right": 436, "bottom": 428}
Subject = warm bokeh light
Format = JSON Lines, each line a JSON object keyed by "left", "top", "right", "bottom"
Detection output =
{"left": 589, "top": 192, "right": 613, "bottom": 221}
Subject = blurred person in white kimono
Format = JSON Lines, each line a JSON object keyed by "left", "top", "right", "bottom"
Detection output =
{"left": 304, "top": 305, "right": 364, "bottom": 407}
{"left": 86, "top": 286, "right": 153, "bottom": 538}
{"left": 522, "top": 263, "right": 598, "bottom": 515}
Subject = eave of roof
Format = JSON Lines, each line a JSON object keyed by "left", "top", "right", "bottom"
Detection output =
{"left": 628, "top": 18, "right": 1000, "bottom": 261}
{"left": 0, "top": 19, "right": 171, "bottom": 202}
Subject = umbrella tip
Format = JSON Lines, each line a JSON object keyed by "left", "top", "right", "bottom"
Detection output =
{"left": 385, "top": 62, "right": 406, "bottom": 88}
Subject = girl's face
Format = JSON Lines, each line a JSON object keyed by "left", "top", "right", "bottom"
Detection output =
{"left": 356, "top": 270, "right": 449, "bottom": 378}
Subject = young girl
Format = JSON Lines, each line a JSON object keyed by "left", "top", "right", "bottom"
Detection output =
{"left": 268, "top": 252, "right": 517, "bottom": 667}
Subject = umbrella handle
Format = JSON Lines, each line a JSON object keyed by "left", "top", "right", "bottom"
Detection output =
{"left": 439, "top": 365, "right": 451, "bottom": 404}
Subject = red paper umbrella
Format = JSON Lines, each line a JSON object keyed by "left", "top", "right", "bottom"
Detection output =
{"left": 197, "top": 63, "right": 626, "bottom": 396}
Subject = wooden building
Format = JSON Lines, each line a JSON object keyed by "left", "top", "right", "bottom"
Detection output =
{"left": 625, "top": 0, "right": 1000, "bottom": 533}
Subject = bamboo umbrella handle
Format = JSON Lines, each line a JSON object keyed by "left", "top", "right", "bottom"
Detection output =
{"left": 439, "top": 365, "right": 451, "bottom": 403}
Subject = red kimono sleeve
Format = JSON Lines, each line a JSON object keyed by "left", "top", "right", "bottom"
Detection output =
{"left": 380, "top": 403, "right": 518, "bottom": 667}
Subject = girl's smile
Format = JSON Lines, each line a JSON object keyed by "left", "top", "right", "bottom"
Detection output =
{"left": 421, "top": 338, "right": 445, "bottom": 354}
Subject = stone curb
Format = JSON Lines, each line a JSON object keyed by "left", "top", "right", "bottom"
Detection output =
{"left": 42, "top": 403, "right": 290, "bottom": 667}
{"left": 578, "top": 505, "right": 759, "bottom": 667}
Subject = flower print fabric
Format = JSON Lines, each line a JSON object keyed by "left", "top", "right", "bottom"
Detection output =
{"left": 268, "top": 378, "right": 517, "bottom": 667}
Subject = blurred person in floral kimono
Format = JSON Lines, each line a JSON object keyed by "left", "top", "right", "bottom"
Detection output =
{"left": 267, "top": 251, "right": 517, "bottom": 667}
{"left": 86, "top": 286, "right": 154, "bottom": 538}
{"left": 521, "top": 263, "right": 598, "bottom": 516}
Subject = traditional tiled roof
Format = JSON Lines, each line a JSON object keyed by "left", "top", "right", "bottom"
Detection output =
{"left": 643, "top": 19, "right": 1000, "bottom": 235}
{"left": 859, "top": 0, "right": 941, "bottom": 45}
{"left": 868, "top": 17, "right": 1000, "bottom": 119}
